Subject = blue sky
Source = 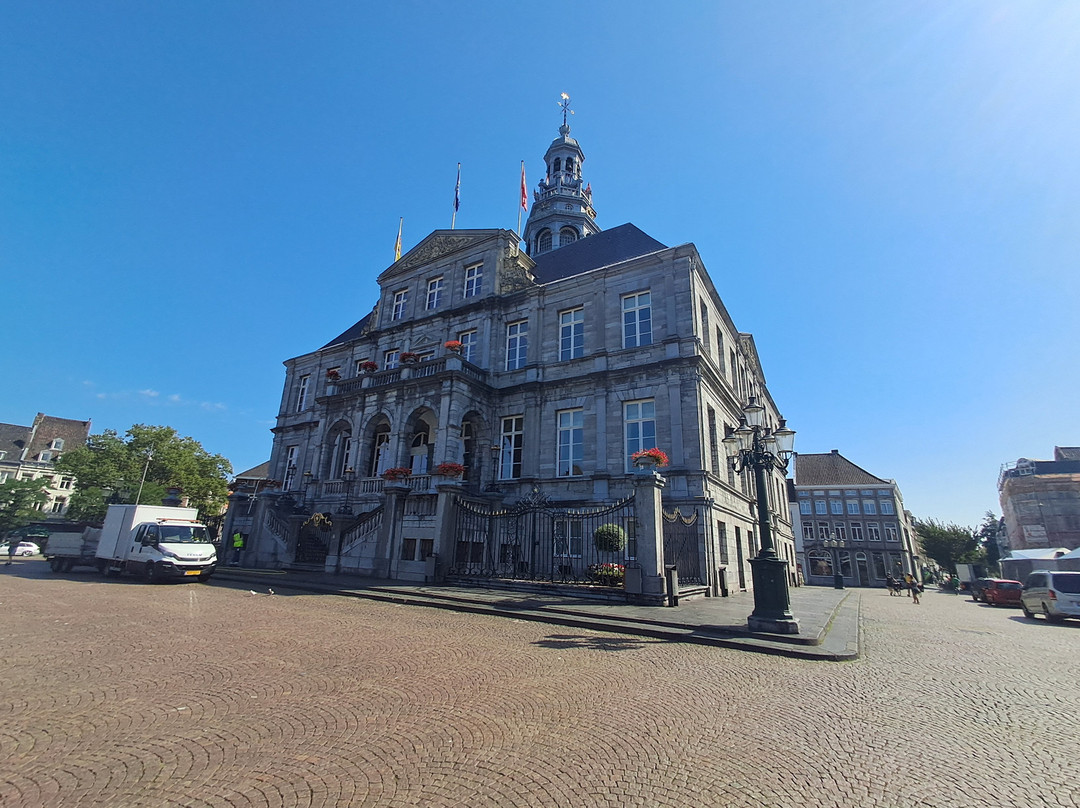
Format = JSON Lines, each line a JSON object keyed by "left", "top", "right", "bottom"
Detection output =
{"left": 3, "top": 2, "right": 1077, "bottom": 528}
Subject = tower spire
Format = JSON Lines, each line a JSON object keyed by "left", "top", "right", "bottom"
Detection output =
{"left": 522, "top": 93, "right": 600, "bottom": 256}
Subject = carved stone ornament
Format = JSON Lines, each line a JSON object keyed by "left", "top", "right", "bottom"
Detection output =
{"left": 499, "top": 262, "right": 535, "bottom": 294}
{"left": 395, "top": 235, "right": 472, "bottom": 273}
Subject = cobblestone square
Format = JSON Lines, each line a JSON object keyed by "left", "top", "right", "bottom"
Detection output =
{"left": 3, "top": 561, "right": 1079, "bottom": 807}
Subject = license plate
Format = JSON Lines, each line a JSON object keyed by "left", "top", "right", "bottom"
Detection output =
{"left": 184, "top": 569, "right": 201, "bottom": 576}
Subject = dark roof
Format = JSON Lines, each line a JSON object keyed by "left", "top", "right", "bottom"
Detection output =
{"left": 234, "top": 461, "right": 271, "bottom": 480}
{"left": 794, "top": 450, "right": 890, "bottom": 487}
{"left": 0, "top": 422, "right": 30, "bottom": 461}
{"left": 1055, "top": 447, "right": 1080, "bottom": 462}
{"left": 28, "top": 414, "right": 91, "bottom": 458}
{"left": 530, "top": 223, "right": 667, "bottom": 283}
{"left": 321, "top": 312, "right": 373, "bottom": 350}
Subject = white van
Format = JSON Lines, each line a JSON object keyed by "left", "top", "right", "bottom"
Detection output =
{"left": 95, "top": 504, "right": 218, "bottom": 582}
{"left": 1020, "top": 570, "right": 1080, "bottom": 621}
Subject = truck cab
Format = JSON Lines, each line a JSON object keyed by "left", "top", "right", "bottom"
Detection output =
{"left": 95, "top": 504, "right": 218, "bottom": 582}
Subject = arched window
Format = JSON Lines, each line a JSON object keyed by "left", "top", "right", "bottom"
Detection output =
{"left": 537, "top": 229, "right": 552, "bottom": 253}
{"left": 559, "top": 227, "right": 578, "bottom": 246}
{"left": 552, "top": 158, "right": 561, "bottom": 173}
{"left": 410, "top": 429, "right": 432, "bottom": 475}
{"left": 333, "top": 433, "right": 353, "bottom": 478}
{"left": 565, "top": 157, "right": 574, "bottom": 174}
{"left": 462, "top": 421, "right": 474, "bottom": 482}
{"left": 368, "top": 426, "right": 391, "bottom": 477}
{"left": 808, "top": 550, "right": 833, "bottom": 577}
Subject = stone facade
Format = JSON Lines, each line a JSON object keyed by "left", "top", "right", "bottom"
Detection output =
{"left": 790, "top": 449, "right": 920, "bottom": 585}
{"left": 240, "top": 121, "right": 796, "bottom": 598}
{"left": 998, "top": 447, "right": 1080, "bottom": 551}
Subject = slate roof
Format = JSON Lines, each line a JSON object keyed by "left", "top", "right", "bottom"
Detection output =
{"left": 530, "top": 223, "right": 668, "bottom": 284}
{"left": 1055, "top": 447, "right": 1080, "bottom": 462}
{"left": 0, "top": 422, "right": 30, "bottom": 461}
{"left": 318, "top": 223, "right": 666, "bottom": 351}
{"left": 234, "top": 461, "right": 271, "bottom": 480}
{"left": 794, "top": 450, "right": 890, "bottom": 487}
{"left": 321, "top": 312, "right": 373, "bottom": 350}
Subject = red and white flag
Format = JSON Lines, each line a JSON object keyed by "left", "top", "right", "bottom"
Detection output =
{"left": 520, "top": 162, "right": 528, "bottom": 210}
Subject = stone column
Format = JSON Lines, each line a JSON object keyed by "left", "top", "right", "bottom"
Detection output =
{"left": 374, "top": 482, "right": 409, "bottom": 579}
{"left": 630, "top": 469, "right": 667, "bottom": 606}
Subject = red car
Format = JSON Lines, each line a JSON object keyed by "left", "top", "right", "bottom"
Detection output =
{"left": 981, "top": 579, "right": 1023, "bottom": 607}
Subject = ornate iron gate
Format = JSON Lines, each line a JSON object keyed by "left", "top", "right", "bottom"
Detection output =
{"left": 662, "top": 507, "right": 703, "bottom": 585}
{"left": 449, "top": 489, "right": 635, "bottom": 584}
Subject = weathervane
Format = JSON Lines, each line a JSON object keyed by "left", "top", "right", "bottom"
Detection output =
{"left": 558, "top": 92, "right": 574, "bottom": 127}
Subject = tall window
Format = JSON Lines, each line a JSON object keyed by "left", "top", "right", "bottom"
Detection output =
{"left": 700, "top": 303, "right": 711, "bottom": 354}
{"left": 817, "top": 522, "right": 830, "bottom": 540}
{"left": 863, "top": 501, "right": 877, "bottom": 515}
{"left": 622, "top": 291, "right": 652, "bottom": 348}
{"left": 283, "top": 446, "right": 298, "bottom": 491}
{"left": 799, "top": 501, "right": 812, "bottom": 515}
{"left": 559, "top": 226, "right": 578, "bottom": 246}
{"left": 850, "top": 522, "right": 864, "bottom": 541}
{"left": 847, "top": 501, "right": 860, "bottom": 515}
{"left": 803, "top": 523, "right": 815, "bottom": 540}
{"left": 707, "top": 407, "right": 719, "bottom": 473}
{"left": 834, "top": 523, "right": 847, "bottom": 542}
{"left": 556, "top": 409, "right": 584, "bottom": 477}
{"left": 881, "top": 501, "right": 895, "bottom": 515}
{"left": 458, "top": 329, "right": 478, "bottom": 363}
{"left": 624, "top": 399, "right": 656, "bottom": 469}
{"left": 384, "top": 350, "right": 400, "bottom": 370}
{"left": 506, "top": 320, "right": 528, "bottom": 370}
{"left": 554, "top": 520, "right": 584, "bottom": 558}
{"left": 830, "top": 500, "right": 844, "bottom": 515}
{"left": 537, "top": 229, "right": 552, "bottom": 253}
{"left": 370, "top": 428, "right": 391, "bottom": 477}
{"left": 867, "top": 523, "right": 881, "bottom": 541}
{"left": 392, "top": 290, "right": 408, "bottom": 321}
{"left": 295, "top": 375, "right": 310, "bottom": 412}
{"left": 332, "top": 434, "right": 353, "bottom": 478}
{"left": 559, "top": 308, "right": 584, "bottom": 361}
{"left": 426, "top": 277, "right": 444, "bottom": 310}
{"left": 884, "top": 523, "right": 899, "bottom": 541}
{"left": 499, "top": 416, "right": 524, "bottom": 479}
{"left": 464, "top": 263, "right": 483, "bottom": 298}
{"left": 815, "top": 500, "right": 827, "bottom": 515}
{"left": 354, "top": 358, "right": 369, "bottom": 377}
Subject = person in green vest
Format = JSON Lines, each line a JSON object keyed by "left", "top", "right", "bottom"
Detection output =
{"left": 230, "top": 531, "right": 243, "bottom": 566}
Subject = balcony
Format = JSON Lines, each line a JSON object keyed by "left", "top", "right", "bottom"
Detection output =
{"left": 322, "top": 356, "right": 489, "bottom": 401}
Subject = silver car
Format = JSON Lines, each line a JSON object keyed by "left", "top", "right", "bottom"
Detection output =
{"left": 1021, "top": 570, "right": 1080, "bottom": 621}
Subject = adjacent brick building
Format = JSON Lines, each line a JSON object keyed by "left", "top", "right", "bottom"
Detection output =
{"left": 0, "top": 413, "right": 91, "bottom": 519}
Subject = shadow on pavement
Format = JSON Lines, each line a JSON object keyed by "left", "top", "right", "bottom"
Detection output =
{"left": 533, "top": 632, "right": 657, "bottom": 652}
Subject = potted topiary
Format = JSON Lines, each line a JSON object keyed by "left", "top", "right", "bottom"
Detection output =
{"left": 593, "top": 523, "right": 627, "bottom": 553}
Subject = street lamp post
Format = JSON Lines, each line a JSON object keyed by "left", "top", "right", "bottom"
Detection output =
{"left": 722, "top": 397, "right": 799, "bottom": 634}
{"left": 824, "top": 532, "right": 845, "bottom": 590}
{"left": 488, "top": 444, "right": 501, "bottom": 491}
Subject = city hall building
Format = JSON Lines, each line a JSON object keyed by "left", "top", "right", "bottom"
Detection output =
{"left": 235, "top": 115, "right": 797, "bottom": 600}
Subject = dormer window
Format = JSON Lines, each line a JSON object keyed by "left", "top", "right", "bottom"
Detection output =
{"left": 39, "top": 451, "right": 53, "bottom": 462}
{"left": 51, "top": 439, "right": 64, "bottom": 450}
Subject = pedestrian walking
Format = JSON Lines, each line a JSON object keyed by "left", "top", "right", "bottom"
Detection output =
{"left": 904, "top": 573, "right": 914, "bottom": 598}
{"left": 230, "top": 531, "right": 244, "bottom": 566}
{"left": 909, "top": 576, "right": 921, "bottom": 604}
{"left": 5, "top": 541, "right": 15, "bottom": 566}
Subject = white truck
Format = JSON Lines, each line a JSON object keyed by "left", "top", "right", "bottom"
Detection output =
{"left": 92, "top": 504, "right": 218, "bottom": 583}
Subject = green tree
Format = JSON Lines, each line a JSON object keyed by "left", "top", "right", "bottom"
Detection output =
{"left": 0, "top": 478, "right": 50, "bottom": 537}
{"left": 914, "top": 518, "right": 980, "bottom": 574}
{"left": 56, "top": 424, "right": 232, "bottom": 523}
{"left": 974, "top": 511, "right": 1002, "bottom": 571}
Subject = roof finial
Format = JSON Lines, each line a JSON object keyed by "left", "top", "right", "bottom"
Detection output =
{"left": 558, "top": 92, "right": 574, "bottom": 135}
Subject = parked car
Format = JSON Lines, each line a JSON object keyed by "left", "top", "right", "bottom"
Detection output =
{"left": 5, "top": 541, "right": 41, "bottom": 556}
{"left": 1021, "top": 570, "right": 1080, "bottom": 621}
{"left": 970, "top": 577, "right": 995, "bottom": 602}
{"left": 981, "top": 579, "right": 1023, "bottom": 607}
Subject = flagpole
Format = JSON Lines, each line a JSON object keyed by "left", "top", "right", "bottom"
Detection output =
{"left": 452, "top": 163, "right": 460, "bottom": 229}
{"left": 517, "top": 160, "right": 525, "bottom": 237}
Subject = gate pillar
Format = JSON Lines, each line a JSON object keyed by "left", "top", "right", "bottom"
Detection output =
{"left": 375, "top": 482, "right": 410, "bottom": 579}
{"left": 631, "top": 470, "right": 667, "bottom": 606}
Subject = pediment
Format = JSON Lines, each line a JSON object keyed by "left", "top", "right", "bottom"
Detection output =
{"left": 378, "top": 229, "right": 504, "bottom": 281}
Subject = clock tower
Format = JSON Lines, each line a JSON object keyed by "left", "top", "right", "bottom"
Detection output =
{"left": 522, "top": 94, "right": 601, "bottom": 256}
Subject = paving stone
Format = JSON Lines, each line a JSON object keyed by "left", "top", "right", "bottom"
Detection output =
{"left": 1, "top": 561, "right": 1077, "bottom": 806}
